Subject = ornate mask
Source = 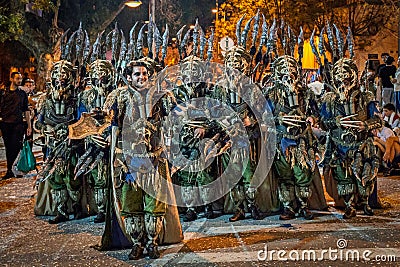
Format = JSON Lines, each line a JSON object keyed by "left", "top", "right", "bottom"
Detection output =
{"left": 224, "top": 46, "right": 251, "bottom": 73}
{"left": 50, "top": 60, "right": 75, "bottom": 102}
{"left": 331, "top": 58, "right": 358, "bottom": 102}
{"left": 273, "top": 55, "right": 301, "bottom": 94}
{"left": 88, "top": 59, "right": 115, "bottom": 97}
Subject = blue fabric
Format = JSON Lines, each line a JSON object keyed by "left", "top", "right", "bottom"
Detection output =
{"left": 337, "top": 144, "right": 350, "bottom": 158}
{"left": 110, "top": 211, "right": 132, "bottom": 248}
{"left": 77, "top": 102, "right": 88, "bottom": 120}
{"left": 125, "top": 172, "right": 137, "bottom": 183}
{"left": 320, "top": 103, "right": 333, "bottom": 119}
{"left": 266, "top": 98, "right": 275, "bottom": 114}
{"left": 367, "top": 101, "right": 379, "bottom": 119}
{"left": 280, "top": 137, "right": 297, "bottom": 154}
{"left": 38, "top": 113, "right": 44, "bottom": 123}
{"left": 110, "top": 101, "right": 118, "bottom": 126}
{"left": 174, "top": 105, "right": 183, "bottom": 113}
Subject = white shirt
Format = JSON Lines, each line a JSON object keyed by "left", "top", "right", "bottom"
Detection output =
{"left": 384, "top": 112, "right": 400, "bottom": 128}
{"left": 377, "top": 126, "right": 395, "bottom": 142}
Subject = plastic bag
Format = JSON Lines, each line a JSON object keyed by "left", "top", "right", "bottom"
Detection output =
{"left": 17, "top": 140, "right": 36, "bottom": 173}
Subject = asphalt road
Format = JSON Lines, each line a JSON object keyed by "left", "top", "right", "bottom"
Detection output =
{"left": 0, "top": 139, "right": 399, "bottom": 266}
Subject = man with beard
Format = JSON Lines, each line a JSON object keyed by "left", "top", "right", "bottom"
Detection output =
{"left": 0, "top": 72, "right": 32, "bottom": 180}
{"left": 109, "top": 58, "right": 180, "bottom": 260}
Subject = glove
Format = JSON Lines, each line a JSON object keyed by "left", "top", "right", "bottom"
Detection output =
{"left": 125, "top": 172, "right": 137, "bottom": 183}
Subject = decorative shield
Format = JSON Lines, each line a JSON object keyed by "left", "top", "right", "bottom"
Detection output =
{"left": 68, "top": 113, "right": 111, "bottom": 140}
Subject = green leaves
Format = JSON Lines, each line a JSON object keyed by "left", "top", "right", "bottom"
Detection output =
{"left": 0, "top": 7, "right": 25, "bottom": 42}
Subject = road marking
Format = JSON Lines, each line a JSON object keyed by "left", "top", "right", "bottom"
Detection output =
{"left": 183, "top": 218, "right": 207, "bottom": 240}
{"left": 151, "top": 218, "right": 208, "bottom": 266}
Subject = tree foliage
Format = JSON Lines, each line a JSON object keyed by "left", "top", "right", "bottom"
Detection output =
{"left": 0, "top": 6, "right": 25, "bottom": 42}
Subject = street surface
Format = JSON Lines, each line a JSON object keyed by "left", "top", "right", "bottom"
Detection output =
{"left": 0, "top": 139, "right": 399, "bottom": 266}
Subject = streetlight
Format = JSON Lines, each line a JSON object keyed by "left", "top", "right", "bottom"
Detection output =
{"left": 124, "top": 0, "right": 142, "bottom": 8}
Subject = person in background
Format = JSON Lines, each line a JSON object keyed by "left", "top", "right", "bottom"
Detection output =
{"left": 382, "top": 103, "right": 400, "bottom": 129}
{"left": 373, "top": 122, "right": 395, "bottom": 175}
{"left": 0, "top": 72, "right": 32, "bottom": 180}
{"left": 378, "top": 56, "right": 397, "bottom": 106}
{"left": 21, "top": 78, "right": 35, "bottom": 95}
{"left": 375, "top": 53, "right": 389, "bottom": 104}
{"left": 376, "top": 53, "right": 390, "bottom": 76}
{"left": 391, "top": 56, "right": 400, "bottom": 112}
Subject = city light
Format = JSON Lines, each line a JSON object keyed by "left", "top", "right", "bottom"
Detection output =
{"left": 124, "top": 0, "right": 142, "bottom": 8}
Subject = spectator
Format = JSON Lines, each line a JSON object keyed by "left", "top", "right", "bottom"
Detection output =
{"left": 0, "top": 72, "right": 32, "bottom": 180}
{"left": 382, "top": 103, "right": 400, "bottom": 129}
{"left": 374, "top": 124, "right": 395, "bottom": 143}
{"left": 373, "top": 124, "right": 396, "bottom": 176}
{"left": 391, "top": 56, "right": 400, "bottom": 112}
{"left": 375, "top": 53, "right": 390, "bottom": 103}
{"left": 378, "top": 56, "right": 397, "bottom": 106}
{"left": 376, "top": 53, "right": 390, "bottom": 75}
{"left": 21, "top": 78, "right": 35, "bottom": 95}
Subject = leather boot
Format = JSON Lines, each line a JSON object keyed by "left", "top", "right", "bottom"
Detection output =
{"left": 94, "top": 212, "right": 105, "bottom": 223}
{"left": 147, "top": 243, "right": 160, "bottom": 259}
{"left": 145, "top": 214, "right": 163, "bottom": 259}
{"left": 278, "top": 183, "right": 295, "bottom": 220}
{"left": 299, "top": 208, "right": 314, "bottom": 220}
{"left": 125, "top": 216, "right": 145, "bottom": 260}
{"left": 128, "top": 244, "right": 144, "bottom": 260}
{"left": 342, "top": 193, "right": 356, "bottom": 219}
{"left": 229, "top": 207, "right": 245, "bottom": 222}
{"left": 229, "top": 186, "right": 245, "bottom": 222}
{"left": 343, "top": 206, "right": 356, "bottom": 219}
{"left": 94, "top": 188, "right": 106, "bottom": 223}
{"left": 249, "top": 204, "right": 263, "bottom": 220}
{"left": 245, "top": 186, "right": 262, "bottom": 220}
{"left": 73, "top": 203, "right": 85, "bottom": 220}
{"left": 48, "top": 213, "right": 68, "bottom": 224}
{"left": 363, "top": 204, "right": 374, "bottom": 216}
{"left": 183, "top": 208, "right": 197, "bottom": 222}
{"left": 69, "top": 189, "right": 85, "bottom": 220}
{"left": 204, "top": 204, "right": 216, "bottom": 219}
{"left": 279, "top": 207, "right": 295, "bottom": 220}
{"left": 49, "top": 189, "right": 68, "bottom": 224}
